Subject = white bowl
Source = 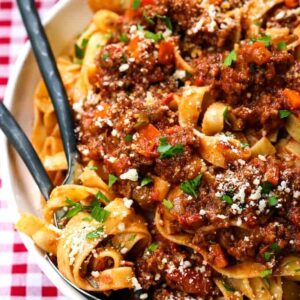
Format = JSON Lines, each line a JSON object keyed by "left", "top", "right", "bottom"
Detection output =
{"left": 1, "top": 0, "right": 92, "bottom": 298}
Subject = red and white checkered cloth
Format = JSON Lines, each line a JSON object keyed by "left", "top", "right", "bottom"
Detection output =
{"left": 0, "top": 1, "right": 67, "bottom": 299}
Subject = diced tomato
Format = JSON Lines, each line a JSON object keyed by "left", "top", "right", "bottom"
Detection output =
{"left": 283, "top": 88, "right": 300, "bottom": 110}
{"left": 243, "top": 42, "right": 272, "bottom": 65}
{"left": 162, "top": 93, "right": 174, "bottom": 105}
{"left": 142, "top": 0, "right": 155, "bottom": 5}
{"left": 158, "top": 41, "right": 175, "bottom": 65}
{"left": 285, "top": 0, "right": 298, "bottom": 8}
{"left": 136, "top": 124, "right": 160, "bottom": 158}
{"left": 195, "top": 76, "right": 205, "bottom": 86}
{"left": 93, "top": 102, "right": 110, "bottom": 118}
{"left": 208, "top": 244, "right": 229, "bottom": 268}
{"left": 105, "top": 156, "right": 130, "bottom": 175}
{"left": 178, "top": 214, "right": 204, "bottom": 227}
{"left": 264, "top": 161, "right": 280, "bottom": 186}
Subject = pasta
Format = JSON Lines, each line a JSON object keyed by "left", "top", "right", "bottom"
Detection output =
{"left": 16, "top": 0, "right": 300, "bottom": 299}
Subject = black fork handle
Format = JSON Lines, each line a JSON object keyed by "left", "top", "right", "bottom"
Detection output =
{"left": 0, "top": 102, "right": 52, "bottom": 200}
{"left": 16, "top": 0, "right": 78, "bottom": 181}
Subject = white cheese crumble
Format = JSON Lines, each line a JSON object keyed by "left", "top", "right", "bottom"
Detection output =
{"left": 120, "top": 169, "right": 139, "bottom": 181}
{"left": 119, "top": 64, "right": 129, "bottom": 72}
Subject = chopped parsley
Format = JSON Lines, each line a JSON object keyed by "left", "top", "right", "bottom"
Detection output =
{"left": 158, "top": 137, "right": 184, "bottom": 159}
{"left": 148, "top": 243, "right": 159, "bottom": 252}
{"left": 221, "top": 194, "right": 233, "bottom": 205}
{"left": 86, "top": 226, "right": 104, "bottom": 239}
{"left": 87, "top": 165, "right": 98, "bottom": 171}
{"left": 260, "top": 269, "right": 272, "bottom": 278}
{"left": 95, "top": 191, "right": 110, "bottom": 204}
{"left": 91, "top": 205, "right": 110, "bottom": 223}
{"left": 143, "top": 12, "right": 155, "bottom": 25}
{"left": 128, "top": 234, "right": 137, "bottom": 242}
{"left": 125, "top": 134, "right": 133, "bottom": 142}
{"left": 223, "top": 280, "right": 235, "bottom": 292}
{"left": 279, "top": 109, "right": 292, "bottom": 119}
{"left": 141, "top": 177, "right": 153, "bottom": 187}
{"left": 163, "top": 199, "right": 173, "bottom": 210}
{"left": 157, "top": 15, "right": 173, "bottom": 31}
{"left": 263, "top": 252, "right": 271, "bottom": 261}
{"left": 223, "top": 50, "right": 237, "bottom": 67}
{"left": 240, "top": 141, "right": 250, "bottom": 149}
{"left": 180, "top": 174, "right": 202, "bottom": 198}
{"left": 132, "top": 0, "right": 141, "bottom": 9}
{"left": 102, "top": 52, "right": 110, "bottom": 61}
{"left": 82, "top": 216, "right": 93, "bottom": 221}
{"left": 223, "top": 106, "right": 231, "bottom": 126}
{"left": 250, "top": 35, "right": 272, "bottom": 47}
{"left": 270, "top": 243, "right": 281, "bottom": 254}
{"left": 74, "top": 44, "right": 84, "bottom": 60}
{"left": 65, "top": 198, "right": 83, "bottom": 218}
{"left": 261, "top": 181, "right": 273, "bottom": 194}
{"left": 137, "top": 24, "right": 144, "bottom": 31}
{"left": 145, "top": 31, "right": 164, "bottom": 43}
{"left": 120, "top": 33, "right": 129, "bottom": 43}
{"left": 268, "top": 195, "right": 278, "bottom": 207}
{"left": 277, "top": 41, "right": 287, "bottom": 51}
{"left": 108, "top": 174, "right": 118, "bottom": 188}
{"left": 81, "top": 38, "right": 89, "bottom": 49}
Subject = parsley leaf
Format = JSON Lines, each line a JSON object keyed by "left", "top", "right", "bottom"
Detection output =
{"left": 223, "top": 106, "right": 231, "bottom": 126}
{"left": 221, "top": 194, "right": 233, "bottom": 205}
{"left": 250, "top": 35, "right": 272, "bottom": 47}
{"left": 145, "top": 31, "right": 164, "bottom": 43}
{"left": 74, "top": 44, "right": 84, "bottom": 60}
{"left": 87, "top": 165, "right": 98, "bottom": 171}
{"left": 270, "top": 243, "right": 281, "bottom": 254}
{"left": 86, "top": 226, "right": 104, "bottom": 239}
{"left": 141, "top": 177, "right": 153, "bottom": 187}
{"left": 158, "top": 137, "right": 184, "bottom": 159}
{"left": 163, "top": 199, "right": 173, "bottom": 210}
{"left": 268, "top": 195, "right": 278, "bottom": 207}
{"left": 148, "top": 243, "right": 159, "bottom": 252}
{"left": 143, "top": 12, "right": 155, "bottom": 25}
{"left": 132, "top": 0, "right": 141, "bottom": 9}
{"left": 125, "top": 134, "right": 133, "bottom": 142}
{"left": 264, "top": 252, "right": 271, "bottom": 261}
{"left": 223, "top": 50, "right": 237, "bottom": 67}
{"left": 279, "top": 110, "right": 291, "bottom": 119}
{"left": 261, "top": 181, "right": 273, "bottom": 194}
{"left": 180, "top": 174, "right": 202, "bottom": 198}
{"left": 223, "top": 280, "right": 235, "bottom": 292}
{"left": 102, "top": 52, "right": 109, "bottom": 60}
{"left": 260, "top": 269, "right": 272, "bottom": 278}
{"left": 128, "top": 234, "right": 137, "bottom": 242}
{"left": 120, "top": 33, "right": 129, "bottom": 43}
{"left": 65, "top": 198, "right": 82, "bottom": 218}
{"left": 156, "top": 15, "right": 173, "bottom": 31}
{"left": 81, "top": 38, "right": 89, "bottom": 49}
{"left": 91, "top": 205, "right": 110, "bottom": 223}
{"left": 95, "top": 191, "right": 110, "bottom": 204}
{"left": 108, "top": 174, "right": 118, "bottom": 188}
{"left": 240, "top": 141, "right": 250, "bottom": 149}
{"left": 277, "top": 41, "right": 287, "bottom": 51}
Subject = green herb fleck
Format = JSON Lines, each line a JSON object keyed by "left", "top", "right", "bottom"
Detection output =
{"left": 145, "top": 31, "right": 164, "bottom": 43}
{"left": 277, "top": 41, "right": 287, "bottom": 51}
{"left": 102, "top": 52, "right": 110, "bottom": 61}
{"left": 158, "top": 137, "right": 184, "bottom": 159}
{"left": 221, "top": 194, "right": 233, "bottom": 205}
{"left": 261, "top": 181, "right": 273, "bottom": 194}
{"left": 279, "top": 110, "right": 291, "bottom": 119}
{"left": 264, "top": 252, "right": 271, "bottom": 261}
{"left": 268, "top": 195, "right": 278, "bottom": 207}
{"left": 133, "top": 0, "right": 141, "bottom": 9}
{"left": 240, "top": 141, "right": 250, "bottom": 149}
{"left": 65, "top": 198, "right": 82, "bottom": 218}
{"left": 137, "top": 24, "right": 144, "bottom": 31}
{"left": 91, "top": 205, "right": 110, "bottom": 223}
{"left": 260, "top": 269, "right": 272, "bottom": 278}
{"left": 82, "top": 216, "right": 93, "bottom": 221}
{"left": 223, "top": 106, "right": 231, "bottom": 126}
{"left": 120, "top": 33, "right": 129, "bottom": 43}
{"left": 108, "top": 174, "right": 118, "bottom": 188}
{"left": 74, "top": 44, "right": 84, "bottom": 60}
{"left": 156, "top": 15, "right": 173, "bottom": 31}
{"left": 223, "top": 50, "right": 237, "bottom": 67}
{"left": 270, "top": 243, "right": 281, "bottom": 254}
{"left": 141, "top": 177, "right": 153, "bottom": 187}
{"left": 223, "top": 280, "right": 235, "bottom": 292}
{"left": 81, "top": 38, "right": 89, "bottom": 49}
{"left": 128, "top": 234, "right": 137, "bottom": 242}
{"left": 125, "top": 134, "right": 133, "bottom": 142}
{"left": 143, "top": 12, "right": 155, "bottom": 25}
{"left": 250, "top": 35, "right": 272, "bottom": 47}
{"left": 87, "top": 165, "right": 98, "bottom": 171}
{"left": 180, "top": 174, "right": 202, "bottom": 198}
{"left": 148, "top": 243, "right": 159, "bottom": 252}
{"left": 86, "top": 226, "right": 104, "bottom": 239}
{"left": 95, "top": 191, "right": 110, "bottom": 204}
{"left": 163, "top": 199, "right": 173, "bottom": 210}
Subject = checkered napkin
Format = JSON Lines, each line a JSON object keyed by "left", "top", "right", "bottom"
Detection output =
{"left": 0, "top": 1, "right": 67, "bottom": 299}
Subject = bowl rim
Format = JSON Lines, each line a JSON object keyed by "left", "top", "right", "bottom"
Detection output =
{"left": 1, "top": 0, "right": 87, "bottom": 298}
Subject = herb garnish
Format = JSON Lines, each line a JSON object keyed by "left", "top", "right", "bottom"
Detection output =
{"left": 87, "top": 165, "right": 98, "bottom": 171}
{"left": 260, "top": 269, "right": 272, "bottom": 278}
{"left": 223, "top": 280, "right": 235, "bottom": 292}
{"left": 148, "top": 243, "right": 159, "bottom": 252}
{"left": 125, "top": 134, "right": 133, "bottom": 142}
{"left": 223, "top": 50, "right": 237, "bottom": 67}
{"left": 91, "top": 204, "right": 110, "bottom": 223}
{"left": 108, "top": 174, "right": 118, "bottom": 188}
{"left": 65, "top": 198, "right": 83, "bottom": 218}
{"left": 95, "top": 191, "right": 110, "bottom": 204}
{"left": 268, "top": 195, "right": 278, "bottom": 207}
{"left": 261, "top": 181, "right": 273, "bottom": 194}
{"left": 180, "top": 174, "right": 202, "bottom": 198}
{"left": 120, "top": 33, "right": 129, "bottom": 43}
{"left": 145, "top": 31, "right": 164, "bottom": 43}
{"left": 279, "top": 110, "right": 291, "bottom": 119}
{"left": 162, "top": 199, "right": 173, "bottom": 210}
{"left": 223, "top": 106, "right": 231, "bottom": 126}
{"left": 221, "top": 194, "right": 233, "bottom": 205}
{"left": 157, "top": 15, "right": 173, "bottom": 31}
{"left": 250, "top": 35, "right": 272, "bottom": 47}
{"left": 141, "top": 177, "right": 153, "bottom": 187}
{"left": 86, "top": 226, "right": 104, "bottom": 239}
{"left": 158, "top": 137, "right": 184, "bottom": 159}
{"left": 277, "top": 41, "right": 287, "bottom": 51}
{"left": 132, "top": 0, "right": 141, "bottom": 10}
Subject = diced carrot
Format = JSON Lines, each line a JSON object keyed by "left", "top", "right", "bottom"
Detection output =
{"left": 128, "top": 36, "right": 141, "bottom": 60}
{"left": 136, "top": 124, "right": 160, "bottom": 158}
{"left": 285, "top": 0, "right": 298, "bottom": 8}
{"left": 243, "top": 42, "right": 271, "bottom": 65}
{"left": 164, "top": 125, "right": 181, "bottom": 135}
{"left": 264, "top": 161, "right": 280, "bottom": 186}
{"left": 158, "top": 41, "right": 175, "bottom": 65}
{"left": 283, "top": 88, "right": 300, "bottom": 110}
{"left": 209, "top": 244, "right": 229, "bottom": 268}
{"left": 93, "top": 102, "right": 110, "bottom": 118}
